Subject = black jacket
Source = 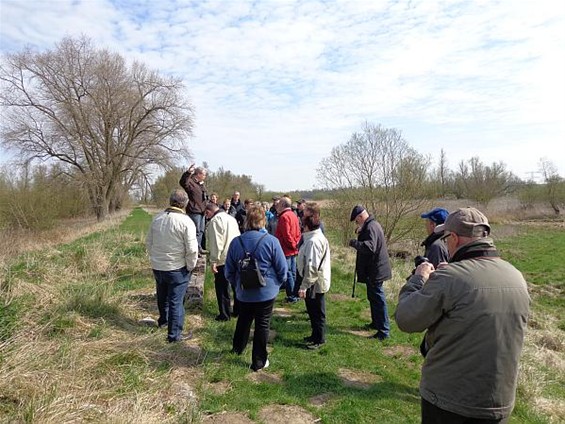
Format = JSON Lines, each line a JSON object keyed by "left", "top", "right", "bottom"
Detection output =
{"left": 351, "top": 216, "right": 392, "bottom": 283}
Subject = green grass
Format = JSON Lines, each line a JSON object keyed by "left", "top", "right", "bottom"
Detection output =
{"left": 0, "top": 209, "right": 562, "bottom": 423}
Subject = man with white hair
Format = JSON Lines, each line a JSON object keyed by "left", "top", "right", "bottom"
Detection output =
{"left": 395, "top": 207, "right": 530, "bottom": 423}
{"left": 146, "top": 189, "right": 199, "bottom": 343}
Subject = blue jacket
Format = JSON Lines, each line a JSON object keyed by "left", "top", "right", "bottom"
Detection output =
{"left": 225, "top": 228, "right": 288, "bottom": 302}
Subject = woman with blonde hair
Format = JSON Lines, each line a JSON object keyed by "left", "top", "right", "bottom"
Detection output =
{"left": 225, "top": 204, "right": 287, "bottom": 371}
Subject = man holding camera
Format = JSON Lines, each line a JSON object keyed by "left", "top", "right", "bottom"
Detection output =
{"left": 420, "top": 207, "right": 449, "bottom": 268}
{"left": 349, "top": 205, "right": 392, "bottom": 340}
{"left": 395, "top": 208, "right": 530, "bottom": 423}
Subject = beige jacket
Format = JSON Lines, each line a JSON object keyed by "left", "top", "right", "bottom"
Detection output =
{"left": 146, "top": 208, "right": 198, "bottom": 271}
{"left": 297, "top": 229, "right": 331, "bottom": 294}
{"left": 205, "top": 211, "right": 240, "bottom": 267}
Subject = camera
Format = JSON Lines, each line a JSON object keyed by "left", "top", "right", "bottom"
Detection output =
{"left": 411, "top": 255, "right": 430, "bottom": 275}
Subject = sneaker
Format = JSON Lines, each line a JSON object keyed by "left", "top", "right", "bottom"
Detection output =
{"left": 306, "top": 342, "right": 325, "bottom": 350}
{"left": 251, "top": 359, "right": 270, "bottom": 371}
{"left": 214, "top": 315, "right": 230, "bottom": 321}
{"left": 285, "top": 297, "right": 299, "bottom": 304}
{"left": 369, "top": 331, "right": 390, "bottom": 341}
{"left": 168, "top": 331, "right": 193, "bottom": 343}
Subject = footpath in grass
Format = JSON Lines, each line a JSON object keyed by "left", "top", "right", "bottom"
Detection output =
{"left": 0, "top": 208, "right": 561, "bottom": 423}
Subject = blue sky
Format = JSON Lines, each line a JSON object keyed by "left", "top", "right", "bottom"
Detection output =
{"left": 1, "top": 0, "right": 564, "bottom": 191}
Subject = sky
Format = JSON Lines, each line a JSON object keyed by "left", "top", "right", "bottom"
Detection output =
{"left": 1, "top": 0, "right": 564, "bottom": 191}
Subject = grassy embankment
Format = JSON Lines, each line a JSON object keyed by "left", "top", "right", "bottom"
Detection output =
{"left": 0, "top": 208, "right": 563, "bottom": 423}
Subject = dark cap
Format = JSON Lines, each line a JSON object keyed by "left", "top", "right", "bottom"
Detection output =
{"left": 435, "top": 207, "right": 491, "bottom": 237}
{"left": 421, "top": 207, "right": 449, "bottom": 225}
{"left": 350, "top": 205, "right": 366, "bottom": 221}
{"left": 272, "top": 196, "right": 280, "bottom": 201}
{"left": 297, "top": 198, "right": 306, "bottom": 204}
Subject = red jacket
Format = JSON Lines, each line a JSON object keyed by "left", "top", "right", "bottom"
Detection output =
{"left": 275, "top": 209, "right": 301, "bottom": 257}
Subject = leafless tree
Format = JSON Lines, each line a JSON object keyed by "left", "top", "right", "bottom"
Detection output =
{"left": 0, "top": 36, "right": 194, "bottom": 220}
{"left": 317, "top": 122, "right": 430, "bottom": 244}
{"left": 539, "top": 158, "right": 564, "bottom": 215}
{"left": 453, "top": 157, "right": 517, "bottom": 206}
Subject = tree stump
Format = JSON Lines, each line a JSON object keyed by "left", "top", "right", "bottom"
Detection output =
{"left": 185, "top": 255, "right": 206, "bottom": 311}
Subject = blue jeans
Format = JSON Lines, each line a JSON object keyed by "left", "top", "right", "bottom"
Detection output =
{"left": 153, "top": 267, "right": 191, "bottom": 342}
{"left": 188, "top": 213, "right": 205, "bottom": 250}
{"left": 366, "top": 279, "right": 390, "bottom": 337}
{"left": 285, "top": 255, "right": 297, "bottom": 300}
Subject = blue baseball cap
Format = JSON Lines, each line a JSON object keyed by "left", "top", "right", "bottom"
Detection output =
{"left": 420, "top": 207, "right": 449, "bottom": 225}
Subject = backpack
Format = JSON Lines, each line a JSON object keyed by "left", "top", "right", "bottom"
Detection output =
{"left": 237, "top": 233, "right": 269, "bottom": 290}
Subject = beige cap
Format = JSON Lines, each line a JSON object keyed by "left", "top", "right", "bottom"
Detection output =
{"left": 434, "top": 207, "right": 491, "bottom": 237}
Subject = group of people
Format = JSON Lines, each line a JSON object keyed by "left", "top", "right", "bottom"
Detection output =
{"left": 147, "top": 164, "right": 531, "bottom": 424}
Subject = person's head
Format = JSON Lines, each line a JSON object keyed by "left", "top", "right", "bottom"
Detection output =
{"left": 244, "top": 198, "right": 254, "bottom": 210}
{"left": 297, "top": 199, "right": 306, "bottom": 211}
{"left": 261, "top": 201, "right": 270, "bottom": 211}
{"left": 210, "top": 192, "right": 218, "bottom": 204}
{"left": 421, "top": 207, "right": 449, "bottom": 235}
{"left": 204, "top": 201, "right": 219, "bottom": 219}
{"left": 435, "top": 207, "right": 491, "bottom": 257}
{"left": 245, "top": 204, "right": 266, "bottom": 230}
{"left": 276, "top": 196, "right": 292, "bottom": 214}
{"left": 350, "top": 205, "right": 369, "bottom": 226}
{"left": 303, "top": 202, "right": 321, "bottom": 231}
{"left": 194, "top": 167, "right": 207, "bottom": 182}
{"left": 170, "top": 189, "right": 188, "bottom": 209}
{"left": 232, "top": 191, "right": 240, "bottom": 201}
{"left": 272, "top": 196, "right": 280, "bottom": 206}
{"left": 223, "top": 198, "right": 231, "bottom": 209}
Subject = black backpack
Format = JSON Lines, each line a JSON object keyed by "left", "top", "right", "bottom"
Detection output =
{"left": 237, "top": 233, "right": 268, "bottom": 290}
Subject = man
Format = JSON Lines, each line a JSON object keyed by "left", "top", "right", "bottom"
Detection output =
{"left": 267, "top": 196, "right": 280, "bottom": 234}
{"left": 395, "top": 207, "right": 530, "bottom": 423}
{"left": 348, "top": 205, "right": 392, "bottom": 340}
{"left": 179, "top": 165, "right": 208, "bottom": 253}
{"left": 275, "top": 196, "right": 302, "bottom": 303}
{"left": 236, "top": 198, "right": 254, "bottom": 234}
{"left": 205, "top": 202, "right": 241, "bottom": 321}
{"left": 297, "top": 202, "right": 331, "bottom": 350}
{"left": 146, "top": 189, "right": 198, "bottom": 343}
{"left": 296, "top": 198, "right": 306, "bottom": 231}
{"left": 420, "top": 207, "right": 449, "bottom": 268}
{"left": 231, "top": 191, "right": 243, "bottom": 212}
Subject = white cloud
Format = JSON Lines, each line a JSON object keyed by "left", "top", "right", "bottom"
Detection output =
{"left": 1, "top": 0, "right": 564, "bottom": 191}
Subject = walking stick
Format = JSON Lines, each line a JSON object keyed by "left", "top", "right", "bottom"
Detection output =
{"left": 351, "top": 268, "right": 357, "bottom": 298}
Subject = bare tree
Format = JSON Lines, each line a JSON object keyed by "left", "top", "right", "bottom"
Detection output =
{"left": 317, "top": 122, "right": 430, "bottom": 244}
{"left": 539, "top": 158, "right": 564, "bottom": 215}
{"left": 453, "top": 157, "right": 517, "bottom": 206}
{"left": 0, "top": 36, "right": 193, "bottom": 220}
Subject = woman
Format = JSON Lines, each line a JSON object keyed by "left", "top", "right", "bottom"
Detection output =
{"left": 297, "top": 202, "right": 331, "bottom": 349}
{"left": 225, "top": 204, "right": 288, "bottom": 371}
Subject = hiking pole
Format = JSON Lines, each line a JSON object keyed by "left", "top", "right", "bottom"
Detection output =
{"left": 351, "top": 268, "right": 357, "bottom": 298}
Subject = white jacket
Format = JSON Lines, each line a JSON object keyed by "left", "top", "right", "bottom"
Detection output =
{"left": 205, "top": 211, "right": 240, "bottom": 267}
{"left": 297, "top": 228, "right": 331, "bottom": 294}
{"left": 146, "top": 207, "right": 198, "bottom": 271}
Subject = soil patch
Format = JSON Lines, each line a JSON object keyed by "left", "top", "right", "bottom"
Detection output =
{"left": 273, "top": 307, "right": 293, "bottom": 318}
{"left": 247, "top": 370, "right": 284, "bottom": 385}
{"left": 206, "top": 381, "right": 232, "bottom": 395}
{"left": 309, "top": 392, "right": 335, "bottom": 407}
{"left": 345, "top": 329, "right": 374, "bottom": 338}
{"left": 201, "top": 411, "right": 254, "bottom": 424}
{"left": 338, "top": 368, "right": 382, "bottom": 389}
{"left": 258, "top": 404, "right": 319, "bottom": 424}
{"left": 328, "top": 293, "right": 354, "bottom": 302}
{"left": 382, "top": 345, "right": 418, "bottom": 358}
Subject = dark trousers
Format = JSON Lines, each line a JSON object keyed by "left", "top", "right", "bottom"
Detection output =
{"left": 366, "top": 279, "right": 390, "bottom": 336}
{"left": 214, "top": 265, "right": 231, "bottom": 320}
{"left": 422, "top": 398, "right": 509, "bottom": 424}
{"left": 232, "top": 298, "right": 275, "bottom": 371}
{"left": 305, "top": 289, "right": 326, "bottom": 343}
{"left": 153, "top": 267, "right": 191, "bottom": 342}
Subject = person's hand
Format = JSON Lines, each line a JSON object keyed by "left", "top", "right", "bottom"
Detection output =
{"left": 349, "top": 239, "right": 356, "bottom": 248}
{"left": 436, "top": 261, "right": 449, "bottom": 270}
{"left": 415, "top": 261, "right": 435, "bottom": 282}
{"left": 188, "top": 163, "right": 195, "bottom": 173}
{"left": 298, "top": 289, "right": 307, "bottom": 299}
{"left": 211, "top": 263, "right": 218, "bottom": 274}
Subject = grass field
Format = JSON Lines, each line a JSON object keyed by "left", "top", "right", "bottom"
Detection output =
{"left": 0, "top": 208, "right": 563, "bottom": 423}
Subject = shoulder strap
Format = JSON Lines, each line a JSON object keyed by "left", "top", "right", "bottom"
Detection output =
{"left": 238, "top": 233, "right": 269, "bottom": 256}
{"left": 317, "top": 241, "right": 329, "bottom": 271}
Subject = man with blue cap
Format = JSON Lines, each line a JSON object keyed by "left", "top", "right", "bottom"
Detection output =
{"left": 420, "top": 207, "right": 449, "bottom": 268}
